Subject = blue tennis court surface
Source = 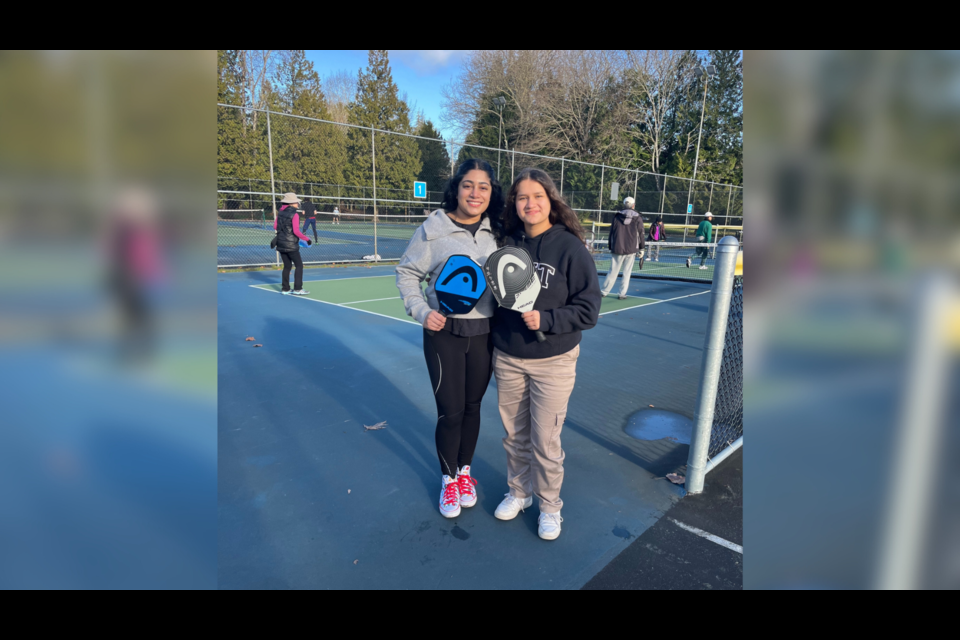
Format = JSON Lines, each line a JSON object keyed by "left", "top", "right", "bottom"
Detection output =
{"left": 218, "top": 264, "right": 711, "bottom": 589}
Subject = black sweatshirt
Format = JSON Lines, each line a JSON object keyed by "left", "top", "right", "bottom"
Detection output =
{"left": 491, "top": 224, "right": 601, "bottom": 359}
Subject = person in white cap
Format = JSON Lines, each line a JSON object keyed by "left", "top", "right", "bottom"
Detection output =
{"left": 273, "top": 193, "right": 312, "bottom": 295}
{"left": 600, "top": 196, "right": 644, "bottom": 300}
{"left": 686, "top": 211, "right": 713, "bottom": 270}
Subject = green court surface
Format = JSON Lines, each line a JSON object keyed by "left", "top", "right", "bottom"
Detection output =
{"left": 595, "top": 257, "right": 715, "bottom": 279}
{"left": 251, "top": 274, "right": 660, "bottom": 323}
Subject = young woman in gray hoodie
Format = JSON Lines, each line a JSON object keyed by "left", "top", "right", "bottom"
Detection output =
{"left": 396, "top": 159, "right": 503, "bottom": 519}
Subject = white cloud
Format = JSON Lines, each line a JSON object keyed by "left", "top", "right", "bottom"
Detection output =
{"left": 390, "top": 50, "right": 470, "bottom": 75}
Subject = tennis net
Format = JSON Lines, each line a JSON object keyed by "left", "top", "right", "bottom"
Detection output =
{"left": 217, "top": 209, "right": 267, "bottom": 230}
{"left": 591, "top": 241, "right": 741, "bottom": 283}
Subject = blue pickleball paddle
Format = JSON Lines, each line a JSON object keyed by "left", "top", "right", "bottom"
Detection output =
{"left": 426, "top": 255, "right": 487, "bottom": 336}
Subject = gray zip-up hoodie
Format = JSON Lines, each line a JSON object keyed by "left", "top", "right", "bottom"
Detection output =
{"left": 396, "top": 209, "right": 498, "bottom": 325}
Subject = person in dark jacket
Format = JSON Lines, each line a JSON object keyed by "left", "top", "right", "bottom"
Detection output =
{"left": 300, "top": 199, "right": 319, "bottom": 244}
{"left": 490, "top": 167, "right": 601, "bottom": 541}
{"left": 600, "top": 197, "right": 644, "bottom": 299}
{"left": 273, "top": 192, "right": 312, "bottom": 295}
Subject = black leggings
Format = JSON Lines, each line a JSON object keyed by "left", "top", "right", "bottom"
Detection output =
{"left": 280, "top": 250, "right": 303, "bottom": 291}
{"left": 423, "top": 329, "right": 493, "bottom": 478}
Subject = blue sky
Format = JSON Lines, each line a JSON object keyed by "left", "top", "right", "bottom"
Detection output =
{"left": 305, "top": 50, "right": 468, "bottom": 141}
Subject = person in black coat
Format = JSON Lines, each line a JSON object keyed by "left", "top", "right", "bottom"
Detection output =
{"left": 273, "top": 192, "right": 312, "bottom": 295}
{"left": 600, "top": 197, "right": 644, "bottom": 299}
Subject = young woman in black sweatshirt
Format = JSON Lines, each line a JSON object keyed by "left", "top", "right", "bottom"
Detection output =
{"left": 490, "top": 168, "right": 601, "bottom": 540}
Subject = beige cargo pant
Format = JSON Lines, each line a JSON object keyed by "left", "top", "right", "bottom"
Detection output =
{"left": 492, "top": 344, "right": 580, "bottom": 514}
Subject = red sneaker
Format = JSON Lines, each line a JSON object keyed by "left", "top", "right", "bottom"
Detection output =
{"left": 458, "top": 466, "right": 477, "bottom": 508}
{"left": 439, "top": 475, "right": 461, "bottom": 518}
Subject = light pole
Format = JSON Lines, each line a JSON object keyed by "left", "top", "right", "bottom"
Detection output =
{"left": 685, "top": 63, "right": 716, "bottom": 243}
{"left": 494, "top": 96, "right": 506, "bottom": 182}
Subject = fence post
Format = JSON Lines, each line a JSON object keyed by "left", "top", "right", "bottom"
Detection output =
{"left": 511, "top": 148, "right": 515, "bottom": 183}
{"left": 598, "top": 165, "right": 604, "bottom": 223}
{"left": 659, "top": 174, "right": 667, "bottom": 216}
{"left": 372, "top": 128, "right": 378, "bottom": 261}
{"left": 685, "top": 235, "right": 740, "bottom": 494}
{"left": 560, "top": 158, "right": 564, "bottom": 197}
{"left": 267, "top": 109, "right": 279, "bottom": 267}
{"left": 876, "top": 274, "right": 952, "bottom": 589}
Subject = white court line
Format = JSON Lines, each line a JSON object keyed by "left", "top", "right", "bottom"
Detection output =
{"left": 251, "top": 286, "right": 420, "bottom": 326}
{"left": 669, "top": 519, "right": 743, "bottom": 554}
{"left": 597, "top": 290, "right": 709, "bottom": 316}
{"left": 342, "top": 296, "right": 401, "bottom": 304}
{"left": 248, "top": 274, "right": 395, "bottom": 290}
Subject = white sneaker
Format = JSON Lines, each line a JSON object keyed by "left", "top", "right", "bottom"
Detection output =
{"left": 439, "top": 475, "right": 461, "bottom": 518}
{"left": 494, "top": 493, "right": 533, "bottom": 520}
{"left": 292, "top": 289, "right": 309, "bottom": 295}
{"left": 538, "top": 512, "right": 563, "bottom": 540}
{"left": 458, "top": 466, "right": 477, "bottom": 508}
{"left": 698, "top": 265, "right": 708, "bottom": 270}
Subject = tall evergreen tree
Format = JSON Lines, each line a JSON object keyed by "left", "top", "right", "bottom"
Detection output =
{"left": 218, "top": 50, "right": 245, "bottom": 185}
{"left": 270, "top": 51, "right": 335, "bottom": 187}
{"left": 346, "top": 51, "right": 422, "bottom": 196}
{"left": 218, "top": 50, "right": 271, "bottom": 192}
{"left": 415, "top": 119, "right": 452, "bottom": 193}
{"left": 700, "top": 50, "right": 742, "bottom": 186}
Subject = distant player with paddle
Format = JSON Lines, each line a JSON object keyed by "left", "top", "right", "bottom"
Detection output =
{"left": 396, "top": 159, "right": 503, "bottom": 519}
{"left": 489, "top": 168, "right": 601, "bottom": 541}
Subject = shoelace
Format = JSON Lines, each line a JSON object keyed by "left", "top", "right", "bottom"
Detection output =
{"left": 442, "top": 481, "right": 460, "bottom": 507}
{"left": 540, "top": 513, "right": 563, "bottom": 527}
{"left": 458, "top": 475, "right": 477, "bottom": 496}
{"left": 502, "top": 493, "right": 526, "bottom": 512}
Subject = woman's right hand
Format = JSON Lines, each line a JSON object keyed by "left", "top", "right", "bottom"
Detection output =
{"left": 424, "top": 310, "right": 446, "bottom": 332}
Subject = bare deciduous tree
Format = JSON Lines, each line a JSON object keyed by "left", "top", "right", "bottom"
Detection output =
{"left": 621, "top": 50, "right": 697, "bottom": 178}
{"left": 240, "top": 50, "right": 286, "bottom": 131}
{"left": 323, "top": 70, "right": 355, "bottom": 124}
{"left": 442, "top": 50, "right": 556, "bottom": 151}
{"left": 535, "top": 50, "right": 631, "bottom": 164}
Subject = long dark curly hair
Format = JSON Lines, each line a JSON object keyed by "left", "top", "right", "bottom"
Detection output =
{"left": 440, "top": 159, "right": 504, "bottom": 228}
{"left": 499, "top": 167, "right": 585, "bottom": 243}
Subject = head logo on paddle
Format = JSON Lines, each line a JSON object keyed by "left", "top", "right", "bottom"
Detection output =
{"left": 435, "top": 255, "right": 486, "bottom": 315}
{"left": 483, "top": 246, "right": 547, "bottom": 343}
{"left": 426, "top": 255, "right": 486, "bottom": 336}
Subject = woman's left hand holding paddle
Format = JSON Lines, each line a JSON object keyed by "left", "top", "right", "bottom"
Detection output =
{"left": 521, "top": 311, "right": 540, "bottom": 331}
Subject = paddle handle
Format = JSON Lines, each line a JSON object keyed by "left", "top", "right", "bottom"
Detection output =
{"left": 425, "top": 310, "right": 446, "bottom": 337}
{"left": 534, "top": 330, "right": 546, "bottom": 343}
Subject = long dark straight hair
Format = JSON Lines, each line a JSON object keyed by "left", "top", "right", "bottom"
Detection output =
{"left": 440, "top": 158, "right": 504, "bottom": 225}
{"left": 500, "top": 168, "right": 585, "bottom": 243}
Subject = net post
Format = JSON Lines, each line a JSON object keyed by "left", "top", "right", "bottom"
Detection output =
{"left": 685, "top": 236, "right": 740, "bottom": 494}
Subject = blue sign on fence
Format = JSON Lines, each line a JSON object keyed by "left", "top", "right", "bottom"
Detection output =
{"left": 414, "top": 181, "right": 427, "bottom": 199}
{"left": 687, "top": 204, "right": 693, "bottom": 214}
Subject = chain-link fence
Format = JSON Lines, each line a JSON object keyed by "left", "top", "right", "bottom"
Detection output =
{"left": 708, "top": 275, "right": 743, "bottom": 458}
{"left": 217, "top": 104, "right": 743, "bottom": 270}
